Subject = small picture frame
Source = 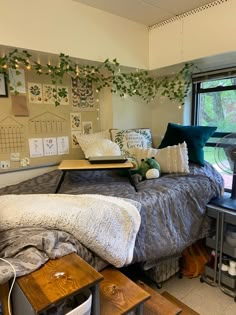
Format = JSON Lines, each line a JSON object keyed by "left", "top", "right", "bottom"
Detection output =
{"left": 0, "top": 73, "right": 8, "bottom": 97}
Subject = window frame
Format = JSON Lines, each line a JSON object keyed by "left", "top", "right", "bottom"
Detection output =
{"left": 192, "top": 71, "right": 236, "bottom": 193}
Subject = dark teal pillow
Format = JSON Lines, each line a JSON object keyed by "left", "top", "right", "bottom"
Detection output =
{"left": 159, "top": 123, "right": 217, "bottom": 166}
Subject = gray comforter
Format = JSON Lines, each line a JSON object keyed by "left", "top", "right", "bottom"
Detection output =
{"left": 0, "top": 162, "right": 223, "bottom": 284}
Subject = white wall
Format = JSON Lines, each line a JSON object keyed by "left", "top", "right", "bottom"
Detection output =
{"left": 149, "top": 0, "right": 236, "bottom": 69}
{"left": 0, "top": 0, "right": 149, "bottom": 69}
{"left": 112, "top": 94, "right": 152, "bottom": 130}
{"left": 150, "top": 97, "right": 184, "bottom": 146}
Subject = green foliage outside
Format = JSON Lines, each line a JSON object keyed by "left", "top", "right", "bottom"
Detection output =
{"left": 199, "top": 78, "right": 236, "bottom": 133}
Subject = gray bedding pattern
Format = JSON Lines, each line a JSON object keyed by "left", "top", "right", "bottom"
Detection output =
{"left": 0, "top": 162, "right": 223, "bottom": 284}
{"left": 0, "top": 227, "right": 107, "bottom": 284}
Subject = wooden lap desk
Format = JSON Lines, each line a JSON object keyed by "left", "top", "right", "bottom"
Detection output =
{"left": 55, "top": 159, "right": 137, "bottom": 193}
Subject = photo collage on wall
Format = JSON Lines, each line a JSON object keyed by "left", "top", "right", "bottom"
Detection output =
{"left": 6, "top": 68, "right": 97, "bottom": 156}
{"left": 70, "top": 77, "right": 95, "bottom": 148}
{"left": 28, "top": 136, "right": 69, "bottom": 158}
{"left": 28, "top": 83, "right": 69, "bottom": 105}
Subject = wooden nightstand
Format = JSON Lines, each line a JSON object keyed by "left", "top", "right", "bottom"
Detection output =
{"left": 12, "top": 253, "right": 103, "bottom": 314}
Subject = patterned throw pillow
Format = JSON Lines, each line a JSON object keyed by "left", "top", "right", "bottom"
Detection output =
{"left": 76, "top": 130, "right": 111, "bottom": 158}
{"left": 130, "top": 142, "right": 189, "bottom": 174}
{"left": 110, "top": 129, "right": 152, "bottom": 157}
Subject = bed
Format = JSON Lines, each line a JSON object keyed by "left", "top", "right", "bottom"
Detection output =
{"left": 0, "top": 160, "right": 223, "bottom": 286}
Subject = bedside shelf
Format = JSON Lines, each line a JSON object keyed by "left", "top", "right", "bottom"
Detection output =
{"left": 201, "top": 203, "right": 236, "bottom": 301}
{"left": 207, "top": 206, "right": 236, "bottom": 225}
{"left": 206, "top": 237, "right": 236, "bottom": 258}
{"left": 205, "top": 264, "right": 236, "bottom": 290}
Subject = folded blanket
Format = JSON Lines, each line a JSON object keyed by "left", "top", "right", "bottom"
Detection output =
{"left": 0, "top": 194, "right": 141, "bottom": 267}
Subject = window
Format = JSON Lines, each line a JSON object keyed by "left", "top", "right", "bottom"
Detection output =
{"left": 192, "top": 70, "right": 236, "bottom": 191}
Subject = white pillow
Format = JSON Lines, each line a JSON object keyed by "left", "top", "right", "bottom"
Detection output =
{"left": 76, "top": 130, "right": 111, "bottom": 158}
{"left": 85, "top": 139, "right": 121, "bottom": 157}
{"left": 110, "top": 128, "right": 152, "bottom": 157}
{"left": 130, "top": 142, "right": 189, "bottom": 174}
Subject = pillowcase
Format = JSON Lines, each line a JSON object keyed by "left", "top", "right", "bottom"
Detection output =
{"left": 76, "top": 130, "right": 111, "bottom": 158}
{"left": 111, "top": 128, "right": 152, "bottom": 157}
{"left": 159, "top": 123, "right": 217, "bottom": 166}
{"left": 130, "top": 142, "right": 189, "bottom": 174}
{"left": 85, "top": 139, "right": 121, "bottom": 157}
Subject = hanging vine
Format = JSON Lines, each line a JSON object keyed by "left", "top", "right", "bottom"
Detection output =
{"left": 0, "top": 48, "right": 195, "bottom": 106}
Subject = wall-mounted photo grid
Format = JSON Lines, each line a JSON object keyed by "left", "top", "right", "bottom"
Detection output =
{"left": 0, "top": 68, "right": 100, "bottom": 171}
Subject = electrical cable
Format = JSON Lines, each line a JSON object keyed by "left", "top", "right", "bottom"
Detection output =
{"left": 0, "top": 258, "right": 16, "bottom": 315}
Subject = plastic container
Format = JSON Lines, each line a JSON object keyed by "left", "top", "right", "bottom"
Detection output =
{"left": 66, "top": 290, "right": 92, "bottom": 315}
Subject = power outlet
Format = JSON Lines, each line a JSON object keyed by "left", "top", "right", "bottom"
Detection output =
{"left": 0, "top": 160, "right": 10, "bottom": 169}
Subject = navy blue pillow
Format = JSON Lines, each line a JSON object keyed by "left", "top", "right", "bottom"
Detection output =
{"left": 159, "top": 123, "right": 217, "bottom": 166}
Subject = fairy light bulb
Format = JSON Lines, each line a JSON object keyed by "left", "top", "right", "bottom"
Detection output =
{"left": 96, "top": 89, "right": 99, "bottom": 93}
{"left": 26, "top": 61, "right": 31, "bottom": 70}
{"left": 47, "top": 62, "right": 52, "bottom": 73}
{"left": 76, "top": 65, "right": 79, "bottom": 76}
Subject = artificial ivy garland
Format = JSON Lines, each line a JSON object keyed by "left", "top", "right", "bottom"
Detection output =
{"left": 0, "top": 48, "right": 195, "bottom": 106}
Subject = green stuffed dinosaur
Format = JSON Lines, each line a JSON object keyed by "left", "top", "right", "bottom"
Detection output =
{"left": 138, "top": 157, "right": 161, "bottom": 180}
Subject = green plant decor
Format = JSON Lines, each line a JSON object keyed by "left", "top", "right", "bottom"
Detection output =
{"left": 0, "top": 48, "right": 195, "bottom": 106}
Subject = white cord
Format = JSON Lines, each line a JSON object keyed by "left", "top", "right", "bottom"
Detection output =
{"left": 0, "top": 258, "right": 16, "bottom": 315}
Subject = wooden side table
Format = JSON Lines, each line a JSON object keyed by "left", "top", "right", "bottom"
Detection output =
{"left": 100, "top": 267, "right": 150, "bottom": 314}
{"left": 0, "top": 281, "right": 11, "bottom": 315}
{"left": 55, "top": 159, "right": 137, "bottom": 193}
{"left": 12, "top": 253, "right": 103, "bottom": 315}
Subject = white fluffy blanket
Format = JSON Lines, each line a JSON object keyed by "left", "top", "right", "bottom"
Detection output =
{"left": 0, "top": 194, "right": 141, "bottom": 267}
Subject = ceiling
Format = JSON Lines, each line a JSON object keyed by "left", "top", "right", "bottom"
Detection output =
{"left": 73, "top": 0, "right": 215, "bottom": 26}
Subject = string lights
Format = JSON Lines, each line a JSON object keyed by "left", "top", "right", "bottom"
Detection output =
{"left": 0, "top": 48, "right": 195, "bottom": 107}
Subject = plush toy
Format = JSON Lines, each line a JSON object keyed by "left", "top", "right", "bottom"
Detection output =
{"left": 138, "top": 157, "right": 161, "bottom": 180}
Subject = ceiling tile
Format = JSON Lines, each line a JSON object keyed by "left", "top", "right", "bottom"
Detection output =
{"left": 73, "top": 0, "right": 217, "bottom": 26}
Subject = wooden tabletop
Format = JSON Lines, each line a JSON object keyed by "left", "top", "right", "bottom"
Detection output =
{"left": 58, "top": 159, "right": 133, "bottom": 170}
{"left": 100, "top": 268, "right": 150, "bottom": 314}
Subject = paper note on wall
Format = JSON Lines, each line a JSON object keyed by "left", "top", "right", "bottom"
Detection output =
{"left": 43, "top": 137, "right": 57, "bottom": 156}
{"left": 29, "top": 138, "right": 44, "bottom": 157}
{"left": 57, "top": 136, "right": 69, "bottom": 155}
{"left": 8, "top": 69, "right": 26, "bottom": 94}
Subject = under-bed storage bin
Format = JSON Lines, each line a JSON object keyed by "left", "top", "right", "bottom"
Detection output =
{"left": 66, "top": 290, "right": 92, "bottom": 315}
